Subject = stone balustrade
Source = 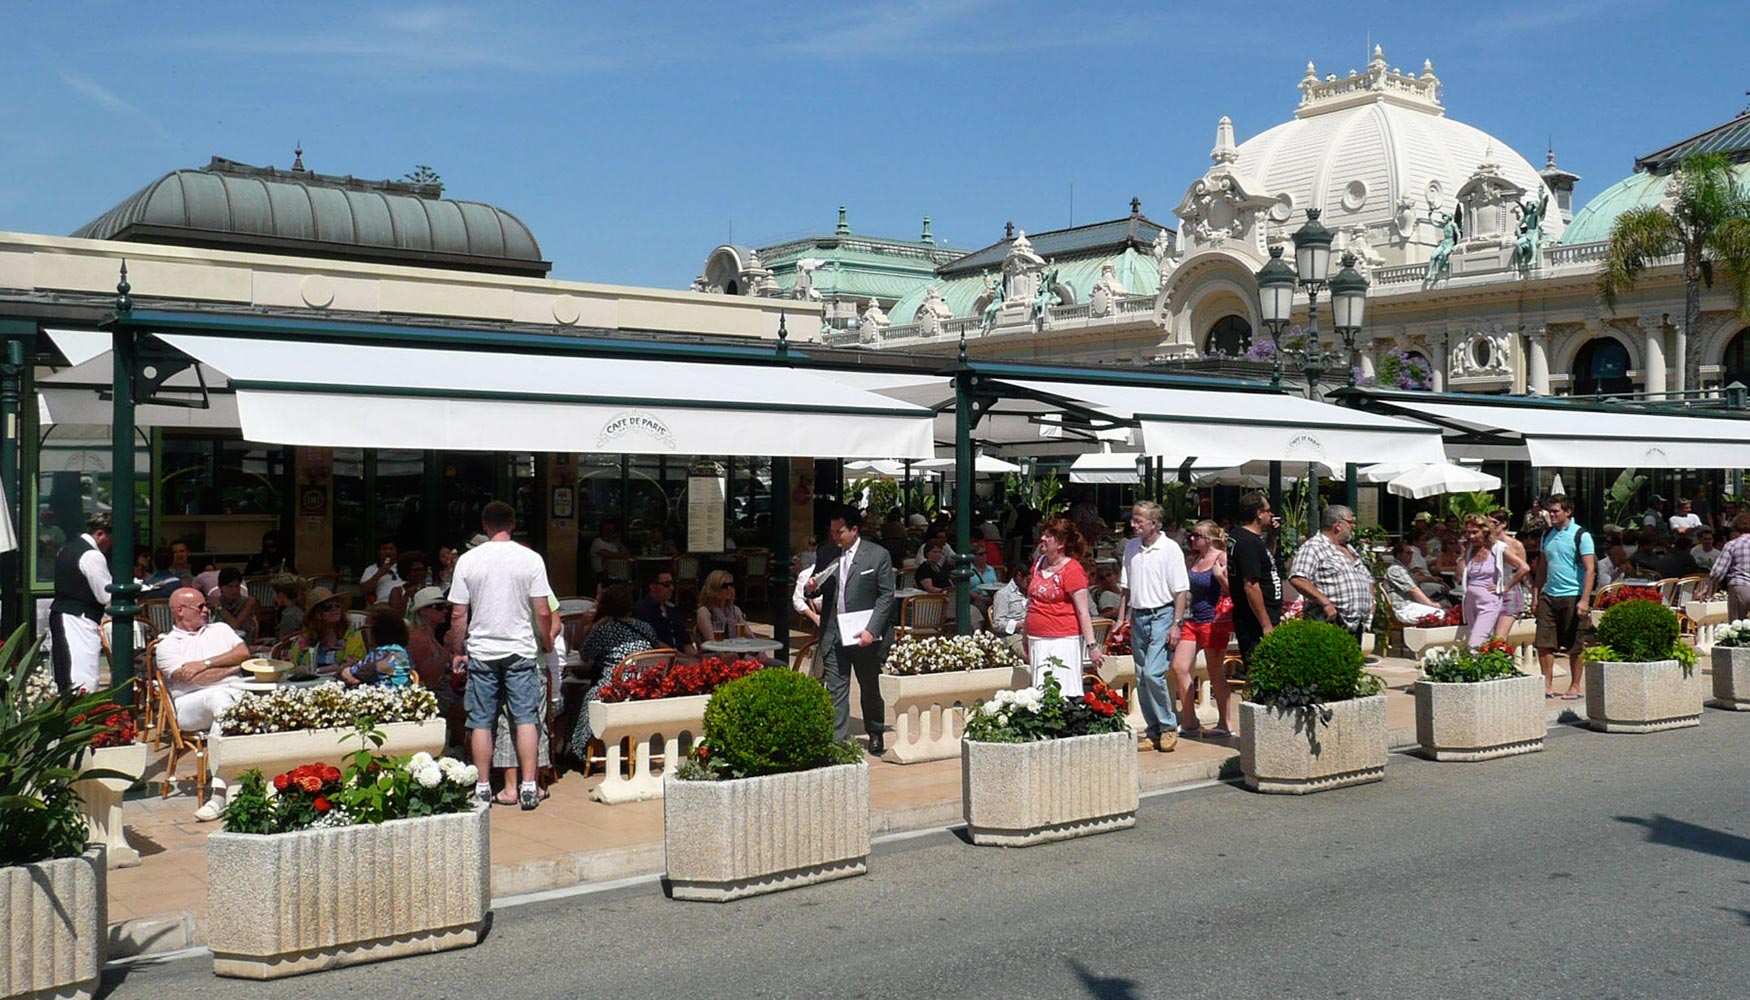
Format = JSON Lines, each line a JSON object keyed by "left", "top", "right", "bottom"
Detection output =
{"left": 1683, "top": 600, "right": 1728, "bottom": 652}
{"left": 588, "top": 695, "right": 710, "bottom": 803}
{"left": 876, "top": 666, "right": 1024, "bottom": 764}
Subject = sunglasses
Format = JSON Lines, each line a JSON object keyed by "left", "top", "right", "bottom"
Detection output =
{"left": 655, "top": 579, "right": 675, "bottom": 587}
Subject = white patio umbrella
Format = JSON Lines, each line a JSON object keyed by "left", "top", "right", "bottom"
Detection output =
{"left": 1385, "top": 463, "right": 1503, "bottom": 500}
{"left": 0, "top": 479, "right": 14, "bottom": 555}
{"left": 844, "top": 460, "right": 907, "bottom": 479}
{"left": 1358, "top": 462, "right": 1420, "bottom": 484}
{"left": 1550, "top": 473, "right": 1567, "bottom": 496}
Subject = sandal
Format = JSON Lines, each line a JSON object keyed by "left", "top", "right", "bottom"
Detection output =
{"left": 1205, "top": 726, "right": 1234, "bottom": 739}
{"left": 1560, "top": 692, "right": 1583, "bottom": 701}
{"left": 1179, "top": 726, "right": 1205, "bottom": 738}
{"left": 493, "top": 791, "right": 519, "bottom": 806}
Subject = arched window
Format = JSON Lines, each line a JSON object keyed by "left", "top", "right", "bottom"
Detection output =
{"left": 1205, "top": 315, "right": 1252, "bottom": 357}
{"left": 1573, "top": 338, "right": 1633, "bottom": 397}
{"left": 1722, "top": 327, "right": 1750, "bottom": 389}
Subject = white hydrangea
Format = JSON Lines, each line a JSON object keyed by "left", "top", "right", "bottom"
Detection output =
{"left": 408, "top": 751, "right": 435, "bottom": 770}
{"left": 414, "top": 764, "right": 442, "bottom": 788}
{"left": 1717, "top": 619, "right": 1750, "bottom": 648}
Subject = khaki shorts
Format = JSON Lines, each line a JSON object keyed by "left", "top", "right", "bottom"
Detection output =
{"left": 1534, "top": 594, "right": 1584, "bottom": 652}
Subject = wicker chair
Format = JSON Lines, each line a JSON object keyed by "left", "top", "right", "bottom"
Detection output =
{"left": 792, "top": 640, "right": 822, "bottom": 679}
{"left": 138, "top": 598, "right": 174, "bottom": 638}
{"left": 674, "top": 554, "right": 702, "bottom": 606}
{"left": 898, "top": 593, "right": 949, "bottom": 641}
{"left": 148, "top": 658, "right": 209, "bottom": 803}
{"left": 738, "top": 549, "right": 771, "bottom": 605}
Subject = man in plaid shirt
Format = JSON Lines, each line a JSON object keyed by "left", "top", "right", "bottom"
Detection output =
{"left": 1703, "top": 512, "right": 1750, "bottom": 621}
{"left": 1290, "top": 505, "right": 1375, "bottom": 638}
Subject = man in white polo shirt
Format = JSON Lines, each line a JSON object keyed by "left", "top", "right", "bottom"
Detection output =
{"left": 155, "top": 587, "right": 250, "bottom": 821}
{"left": 1115, "top": 500, "right": 1190, "bottom": 753}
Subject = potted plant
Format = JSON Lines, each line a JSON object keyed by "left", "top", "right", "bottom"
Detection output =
{"left": 1, "top": 625, "right": 129, "bottom": 1000}
{"left": 1591, "top": 585, "right": 1663, "bottom": 626}
{"left": 1413, "top": 639, "right": 1546, "bottom": 761}
{"left": 207, "top": 722, "right": 489, "bottom": 978}
{"left": 961, "top": 669, "right": 1136, "bottom": 846}
{"left": 877, "top": 633, "right": 1024, "bottom": 764}
{"left": 1403, "top": 605, "right": 1465, "bottom": 657}
{"left": 71, "top": 701, "right": 150, "bottom": 868}
{"left": 210, "top": 682, "right": 444, "bottom": 783}
{"left": 1582, "top": 599, "right": 1703, "bottom": 733}
{"left": 1239, "top": 619, "right": 1388, "bottom": 794}
{"left": 664, "top": 668, "right": 867, "bottom": 901}
{"left": 1706, "top": 618, "right": 1750, "bottom": 710}
{"left": 587, "top": 656, "right": 762, "bottom": 802}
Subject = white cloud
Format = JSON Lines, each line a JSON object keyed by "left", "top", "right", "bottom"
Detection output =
{"left": 58, "top": 70, "right": 139, "bottom": 115}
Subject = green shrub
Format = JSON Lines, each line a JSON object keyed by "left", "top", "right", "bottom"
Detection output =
{"left": 1595, "top": 599, "right": 1679, "bottom": 662}
{"left": 694, "top": 668, "right": 852, "bottom": 779}
{"left": 1247, "top": 619, "right": 1374, "bottom": 705}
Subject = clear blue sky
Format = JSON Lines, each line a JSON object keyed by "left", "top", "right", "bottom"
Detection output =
{"left": 3, "top": 1, "right": 1743, "bottom": 289}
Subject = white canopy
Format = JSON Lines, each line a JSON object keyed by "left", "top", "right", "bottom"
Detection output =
{"left": 40, "top": 330, "right": 239, "bottom": 428}
{"left": 1071, "top": 452, "right": 1319, "bottom": 486}
{"left": 1384, "top": 463, "right": 1503, "bottom": 500}
{"left": 148, "top": 335, "right": 934, "bottom": 459}
{"left": 1070, "top": 452, "right": 1144, "bottom": 484}
{"left": 1379, "top": 396, "right": 1750, "bottom": 470}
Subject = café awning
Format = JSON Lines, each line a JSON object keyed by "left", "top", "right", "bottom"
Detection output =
{"left": 152, "top": 334, "right": 935, "bottom": 459}
{"left": 39, "top": 330, "right": 238, "bottom": 428}
{"left": 1347, "top": 390, "right": 1750, "bottom": 469}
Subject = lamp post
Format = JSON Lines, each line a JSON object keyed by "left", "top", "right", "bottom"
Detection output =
{"left": 1134, "top": 454, "right": 1151, "bottom": 497}
{"left": 1328, "top": 252, "right": 1369, "bottom": 388}
{"left": 1254, "top": 246, "right": 1296, "bottom": 390}
{"left": 1291, "top": 208, "right": 1334, "bottom": 392}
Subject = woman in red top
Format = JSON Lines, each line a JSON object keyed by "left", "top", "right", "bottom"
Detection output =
{"left": 1025, "top": 517, "right": 1105, "bottom": 696}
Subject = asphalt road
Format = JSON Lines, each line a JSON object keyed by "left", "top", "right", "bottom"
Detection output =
{"left": 106, "top": 714, "right": 1750, "bottom": 1000}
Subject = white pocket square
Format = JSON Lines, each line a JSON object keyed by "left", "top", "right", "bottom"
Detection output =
{"left": 859, "top": 568, "right": 875, "bottom": 575}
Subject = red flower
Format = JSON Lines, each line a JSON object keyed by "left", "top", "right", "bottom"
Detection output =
{"left": 320, "top": 765, "right": 342, "bottom": 784}
{"left": 313, "top": 796, "right": 331, "bottom": 813}
{"left": 297, "top": 774, "right": 323, "bottom": 794}
{"left": 272, "top": 773, "right": 290, "bottom": 792}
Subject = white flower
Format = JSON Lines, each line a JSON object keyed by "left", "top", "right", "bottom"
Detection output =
{"left": 408, "top": 751, "right": 435, "bottom": 770}
{"left": 415, "top": 765, "right": 442, "bottom": 788}
{"left": 996, "top": 713, "right": 1008, "bottom": 726}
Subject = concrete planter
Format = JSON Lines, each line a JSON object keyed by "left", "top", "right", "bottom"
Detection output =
{"left": 1413, "top": 673, "right": 1546, "bottom": 761}
{"left": 1584, "top": 659, "right": 1704, "bottom": 733}
{"left": 1403, "top": 625, "right": 1464, "bottom": 658}
{"left": 587, "top": 694, "right": 709, "bottom": 802}
{"left": 1708, "top": 646, "right": 1750, "bottom": 710}
{"left": 208, "top": 718, "right": 445, "bottom": 783}
{"left": 1095, "top": 655, "right": 1144, "bottom": 732}
{"left": 877, "top": 667, "right": 1017, "bottom": 764}
{"left": 73, "top": 742, "right": 150, "bottom": 868}
{"left": 1240, "top": 694, "right": 1387, "bottom": 794}
{"left": 206, "top": 803, "right": 490, "bottom": 979}
{"left": 663, "top": 762, "right": 868, "bottom": 902}
{"left": 962, "top": 730, "right": 1138, "bottom": 846}
{"left": 0, "top": 848, "right": 105, "bottom": 1000}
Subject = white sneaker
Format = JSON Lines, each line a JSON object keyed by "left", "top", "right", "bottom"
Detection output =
{"left": 194, "top": 796, "right": 226, "bottom": 822}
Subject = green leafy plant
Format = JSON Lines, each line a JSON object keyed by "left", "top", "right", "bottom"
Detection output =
{"left": 1419, "top": 639, "right": 1522, "bottom": 683}
{"left": 0, "top": 624, "right": 133, "bottom": 866}
{"left": 962, "top": 669, "right": 1129, "bottom": 743}
{"left": 1446, "top": 491, "right": 1500, "bottom": 520}
{"left": 1603, "top": 469, "right": 1648, "bottom": 528}
{"left": 1002, "top": 467, "right": 1066, "bottom": 519}
{"left": 1247, "top": 619, "right": 1379, "bottom": 707}
{"left": 1595, "top": 599, "right": 1680, "bottom": 663}
{"left": 852, "top": 477, "right": 899, "bottom": 518}
{"left": 681, "top": 668, "right": 859, "bottom": 780}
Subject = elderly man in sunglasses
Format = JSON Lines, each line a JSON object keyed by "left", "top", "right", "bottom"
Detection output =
{"left": 1288, "top": 505, "right": 1376, "bottom": 640}
{"left": 154, "top": 586, "right": 251, "bottom": 820}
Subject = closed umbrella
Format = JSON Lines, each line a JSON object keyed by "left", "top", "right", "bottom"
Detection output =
{"left": 0, "top": 479, "right": 14, "bottom": 555}
{"left": 1386, "top": 463, "right": 1503, "bottom": 500}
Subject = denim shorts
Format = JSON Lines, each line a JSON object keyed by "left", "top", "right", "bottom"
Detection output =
{"left": 464, "top": 654, "right": 543, "bottom": 730}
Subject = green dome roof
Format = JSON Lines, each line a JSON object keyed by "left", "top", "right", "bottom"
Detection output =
{"left": 1564, "top": 162, "right": 1750, "bottom": 244}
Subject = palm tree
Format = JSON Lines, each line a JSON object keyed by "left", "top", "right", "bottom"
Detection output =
{"left": 1598, "top": 152, "right": 1750, "bottom": 391}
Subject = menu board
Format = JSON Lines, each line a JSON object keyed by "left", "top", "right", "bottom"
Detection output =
{"left": 687, "top": 473, "right": 726, "bottom": 553}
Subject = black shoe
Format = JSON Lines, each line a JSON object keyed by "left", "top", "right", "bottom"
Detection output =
{"left": 867, "top": 734, "right": 886, "bottom": 756}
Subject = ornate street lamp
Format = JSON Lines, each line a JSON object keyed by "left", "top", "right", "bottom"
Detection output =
{"left": 1291, "top": 208, "right": 1335, "bottom": 395}
{"left": 1254, "top": 245, "right": 1297, "bottom": 389}
{"left": 1328, "top": 251, "right": 1369, "bottom": 387}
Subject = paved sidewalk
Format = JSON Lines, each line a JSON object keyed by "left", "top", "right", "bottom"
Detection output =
{"left": 100, "top": 653, "right": 1583, "bottom": 959}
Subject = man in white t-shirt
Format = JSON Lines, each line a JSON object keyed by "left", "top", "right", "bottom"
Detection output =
{"left": 155, "top": 587, "right": 250, "bottom": 820}
{"left": 1114, "top": 500, "right": 1190, "bottom": 752}
{"left": 448, "top": 500, "right": 555, "bottom": 811}
{"left": 360, "top": 539, "right": 402, "bottom": 603}
{"left": 1668, "top": 498, "right": 1703, "bottom": 538}
{"left": 1694, "top": 529, "right": 1722, "bottom": 570}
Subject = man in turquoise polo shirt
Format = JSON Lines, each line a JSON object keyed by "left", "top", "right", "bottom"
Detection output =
{"left": 1532, "top": 494, "right": 1596, "bottom": 700}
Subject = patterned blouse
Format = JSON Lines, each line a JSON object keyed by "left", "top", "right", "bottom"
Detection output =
{"left": 574, "top": 617, "right": 656, "bottom": 685}
{"left": 288, "top": 627, "right": 368, "bottom": 675}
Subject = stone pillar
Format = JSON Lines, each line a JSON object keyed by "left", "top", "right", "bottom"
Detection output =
{"left": 1525, "top": 327, "right": 1551, "bottom": 396}
{"left": 1671, "top": 320, "right": 1688, "bottom": 395}
{"left": 1427, "top": 331, "right": 1449, "bottom": 393}
{"left": 1640, "top": 316, "right": 1667, "bottom": 399}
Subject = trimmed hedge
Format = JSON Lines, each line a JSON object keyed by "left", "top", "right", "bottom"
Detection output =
{"left": 1248, "top": 619, "right": 1369, "bottom": 705}
{"left": 700, "top": 667, "right": 840, "bottom": 777}
{"left": 1595, "top": 599, "right": 1679, "bottom": 663}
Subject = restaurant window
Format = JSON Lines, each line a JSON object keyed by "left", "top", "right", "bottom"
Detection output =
{"left": 331, "top": 449, "right": 365, "bottom": 575}
{"left": 1722, "top": 328, "right": 1750, "bottom": 390}
{"left": 506, "top": 453, "right": 536, "bottom": 543}
{"left": 375, "top": 449, "right": 427, "bottom": 551}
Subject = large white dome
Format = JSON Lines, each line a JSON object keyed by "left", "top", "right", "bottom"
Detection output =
{"left": 1233, "top": 49, "right": 1564, "bottom": 249}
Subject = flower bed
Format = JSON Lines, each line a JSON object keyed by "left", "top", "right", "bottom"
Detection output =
{"left": 210, "top": 732, "right": 489, "bottom": 977}
{"left": 881, "top": 632, "right": 1021, "bottom": 676}
{"left": 1709, "top": 620, "right": 1750, "bottom": 710}
{"left": 596, "top": 656, "right": 763, "bottom": 702}
{"left": 587, "top": 659, "right": 764, "bottom": 802}
{"left": 218, "top": 682, "right": 437, "bottom": 736}
{"left": 1597, "top": 585, "right": 1663, "bottom": 610}
{"left": 1413, "top": 641, "right": 1545, "bottom": 761}
{"left": 1412, "top": 605, "right": 1465, "bottom": 629}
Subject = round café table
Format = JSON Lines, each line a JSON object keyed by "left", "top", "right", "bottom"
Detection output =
{"left": 700, "top": 637, "right": 785, "bottom": 657}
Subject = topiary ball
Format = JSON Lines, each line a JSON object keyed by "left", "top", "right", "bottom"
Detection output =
{"left": 1596, "top": 598, "right": 1678, "bottom": 662}
{"left": 1247, "top": 619, "right": 1367, "bottom": 704}
{"left": 700, "top": 667, "right": 839, "bottom": 777}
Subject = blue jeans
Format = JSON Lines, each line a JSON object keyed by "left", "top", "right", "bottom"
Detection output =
{"left": 465, "top": 654, "right": 542, "bottom": 730}
{"left": 1130, "top": 606, "right": 1178, "bottom": 737}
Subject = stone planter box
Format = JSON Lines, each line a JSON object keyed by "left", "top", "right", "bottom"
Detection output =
{"left": 208, "top": 718, "right": 445, "bottom": 783}
{"left": 73, "top": 742, "right": 150, "bottom": 869}
{"left": 207, "top": 804, "right": 490, "bottom": 979}
{"left": 877, "top": 667, "right": 1017, "bottom": 764}
{"left": 587, "top": 694, "right": 709, "bottom": 802}
{"left": 1708, "top": 646, "right": 1750, "bottom": 710}
{"left": 962, "top": 730, "right": 1138, "bottom": 846}
{"left": 0, "top": 848, "right": 105, "bottom": 1000}
{"left": 1584, "top": 659, "right": 1704, "bottom": 733}
{"left": 663, "top": 762, "right": 868, "bottom": 902}
{"left": 1240, "top": 694, "right": 1387, "bottom": 794}
{"left": 1413, "top": 673, "right": 1546, "bottom": 761}
{"left": 1403, "top": 625, "right": 1464, "bottom": 659}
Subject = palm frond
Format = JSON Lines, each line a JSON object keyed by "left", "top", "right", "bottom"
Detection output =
{"left": 1711, "top": 215, "right": 1750, "bottom": 320}
{"left": 1598, "top": 207, "right": 1681, "bottom": 311}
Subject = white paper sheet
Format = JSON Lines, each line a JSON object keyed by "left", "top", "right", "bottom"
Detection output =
{"left": 836, "top": 609, "right": 873, "bottom": 646}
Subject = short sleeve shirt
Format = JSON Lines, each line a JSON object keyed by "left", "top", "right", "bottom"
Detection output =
{"left": 1229, "top": 528, "right": 1281, "bottom": 631}
{"left": 450, "top": 541, "right": 554, "bottom": 660}
{"left": 1540, "top": 522, "right": 1595, "bottom": 597}
{"left": 155, "top": 623, "right": 244, "bottom": 696}
{"left": 1025, "top": 559, "right": 1088, "bottom": 639}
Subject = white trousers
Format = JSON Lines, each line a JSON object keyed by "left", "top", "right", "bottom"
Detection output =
{"left": 51, "top": 613, "right": 102, "bottom": 693}
{"left": 1028, "top": 634, "right": 1085, "bottom": 697}
{"left": 175, "top": 680, "right": 246, "bottom": 796}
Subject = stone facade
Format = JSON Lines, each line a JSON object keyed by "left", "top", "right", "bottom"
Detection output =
{"left": 1707, "top": 646, "right": 1750, "bottom": 710}
{"left": 587, "top": 695, "right": 709, "bottom": 802}
{"left": 663, "top": 762, "right": 869, "bottom": 902}
{"left": 0, "top": 847, "right": 105, "bottom": 1000}
{"left": 877, "top": 667, "right": 1019, "bottom": 764}
{"left": 206, "top": 804, "right": 491, "bottom": 979}
{"left": 1240, "top": 694, "right": 1388, "bottom": 794}
{"left": 1413, "top": 673, "right": 1547, "bottom": 761}
{"left": 1583, "top": 659, "right": 1705, "bottom": 733}
{"left": 962, "top": 730, "right": 1139, "bottom": 846}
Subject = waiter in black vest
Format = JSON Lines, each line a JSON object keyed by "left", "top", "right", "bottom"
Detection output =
{"left": 50, "top": 512, "right": 114, "bottom": 693}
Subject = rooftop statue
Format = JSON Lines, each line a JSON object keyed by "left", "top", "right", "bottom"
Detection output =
{"left": 1425, "top": 200, "right": 1462, "bottom": 282}
{"left": 1512, "top": 191, "right": 1549, "bottom": 270}
{"left": 1032, "top": 263, "right": 1060, "bottom": 326}
{"left": 979, "top": 271, "right": 1005, "bottom": 336}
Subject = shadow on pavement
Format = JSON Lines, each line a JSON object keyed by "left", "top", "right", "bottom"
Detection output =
{"left": 1068, "top": 957, "right": 1139, "bottom": 1000}
{"left": 1616, "top": 813, "right": 1750, "bottom": 863}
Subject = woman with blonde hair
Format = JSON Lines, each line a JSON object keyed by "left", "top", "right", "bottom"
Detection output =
{"left": 1173, "top": 520, "right": 1235, "bottom": 738}
{"left": 694, "top": 569, "right": 748, "bottom": 644}
{"left": 1024, "top": 517, "right": 1103, "bottom": 696}
{"left": 1461, "top": 513, "right": 1528, "bottom": 648}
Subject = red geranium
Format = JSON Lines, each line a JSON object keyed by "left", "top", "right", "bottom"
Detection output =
{"left": 1414, "top": 605, "right": 1465, "bottom": 628}
{"left": 73, "top": 705, "right": 137, "bottom": 749}
{"left": 1597, "top": 586, "right": 1664, "bottom": 609}
{"left": 272, "top": 773, "right": 291, "bottom": 792}
{"left": 320, "top": 765, "right": 342, "bottom": 784}
{"left": 313, "top": 796, "right": 331, "bottom": 813}
{"left": 597, "top": 657, "right": 764, "bottom": 703}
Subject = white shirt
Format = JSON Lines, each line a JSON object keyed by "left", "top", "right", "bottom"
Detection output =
{"left": 1119, "top": 531, "right": 1190, "bottom": 610}
{"left": 360, "top": 563, "right": 401, "bottom": 603}
{"left": 155, "top": 622, "right": 245, "bottom": 697}
{"left": 75, "top": 533, "right": 113, "bottom": 608}
{"left": 1694, "top": 545, "right": 1722, "bottom": 569}
{"left": 1669, "top": 513, "right": 1702, "bottom": 533}
{"left": 1407, "top": 547, "right": 1432, "bottom": 575}
{"left": 449, "top": 541, "right": 554, "bottom": 660}
{"left": 838, "top": 538, "right": 861, "bottom": 615}
{"left": 590, "top": 536, "right": 627, "bottom": 574}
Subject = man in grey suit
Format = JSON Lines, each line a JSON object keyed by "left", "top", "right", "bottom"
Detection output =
{"left": 807, "top": 506, "right": 896, "bottom": 754}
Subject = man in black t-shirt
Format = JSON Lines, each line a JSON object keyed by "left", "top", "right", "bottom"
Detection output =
{"left": 1229, "top": 492, "right": 1283, "bottom": 667}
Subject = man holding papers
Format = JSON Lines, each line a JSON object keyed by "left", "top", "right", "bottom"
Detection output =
{"left": 807, "top": 506, "right": 896, "bottom": 754}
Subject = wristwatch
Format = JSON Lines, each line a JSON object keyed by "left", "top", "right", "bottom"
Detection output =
{"left": 203, "top": 658, "right": 212, "bottom": 669}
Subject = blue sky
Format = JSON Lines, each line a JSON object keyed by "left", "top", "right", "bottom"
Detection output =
{"left": 3, "top": 1, "right": 1743, "bottom": 289}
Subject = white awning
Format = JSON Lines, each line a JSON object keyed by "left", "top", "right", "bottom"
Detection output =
{"left": 157, "top": 335, "right": 934, "bottom": 459}
{"left": 1391, "top": 397, "right": 1750, "bottom": 469}
{"left": 1070, "top": 452, "right": 1143, "bottom": 484}
{"left": 40, "top": 329, "right": 240, "bottom": 429}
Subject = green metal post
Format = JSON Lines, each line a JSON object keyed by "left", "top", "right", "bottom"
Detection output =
{"left": 0, "top": 328, "right": 27, "bottom": 633}
{"left": 107, "top": 266, "right": 140, "bottom": 705}
{"left": 771, "top": 455, "right": 792, "bottom": 655}
{"left": 1268, "top": 461, "right": 1282, "bottom": 516}
{"left": 1346, "top": 461, "right": 1359, "bottom": 514}
{"left": 951, "top": 342, "right": 975, "bottom": 630}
